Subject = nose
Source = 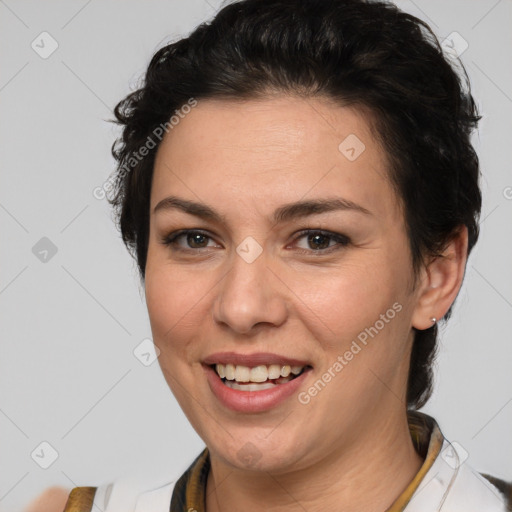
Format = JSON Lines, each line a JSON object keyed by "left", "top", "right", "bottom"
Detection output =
{"left": 212, "top": 247, "right": 288, "bottom": 335}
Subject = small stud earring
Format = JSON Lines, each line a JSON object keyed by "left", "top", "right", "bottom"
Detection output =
{"left": 430, "top": 317, "right": 437, "bottom": 325}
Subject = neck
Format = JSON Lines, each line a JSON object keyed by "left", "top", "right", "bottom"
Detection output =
{"left": 206, "top": 410, "right": 424, "bottom": 512}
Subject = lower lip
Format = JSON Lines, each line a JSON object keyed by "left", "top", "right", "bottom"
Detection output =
{"left": 204, "top": 365, "right": 311, "bottom": 413}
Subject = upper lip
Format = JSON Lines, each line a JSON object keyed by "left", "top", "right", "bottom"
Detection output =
{"left": 203, "top": 352, "right": 311, "bottom": 367}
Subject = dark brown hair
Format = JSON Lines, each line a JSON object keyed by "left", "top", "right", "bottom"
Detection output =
{"left": 108, "top": 0, "right": 482, "bottom": 409}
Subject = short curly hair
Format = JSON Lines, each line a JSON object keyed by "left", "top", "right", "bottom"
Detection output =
{"left": 108, "top": 0, "right": 482, "bottom": 410}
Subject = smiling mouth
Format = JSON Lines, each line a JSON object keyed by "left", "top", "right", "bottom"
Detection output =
{"left": 212, "top": 363, "right": 310, "bottom": 391}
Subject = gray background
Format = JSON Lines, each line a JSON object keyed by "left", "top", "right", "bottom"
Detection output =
{"left": 1, "top": 0, "right": 511, "bottom": 510}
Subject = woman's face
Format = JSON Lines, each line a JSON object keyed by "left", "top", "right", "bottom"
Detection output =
{"left": 145, "top": 95, "right": 420, "bottom": 472}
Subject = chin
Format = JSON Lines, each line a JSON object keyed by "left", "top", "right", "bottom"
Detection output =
{"left": 204, "top": 424, "right": 311, "bottom": 474}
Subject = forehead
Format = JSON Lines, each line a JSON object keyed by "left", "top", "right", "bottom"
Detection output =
{"left": 151, "top": 95, "right": 399, "bottom": 222}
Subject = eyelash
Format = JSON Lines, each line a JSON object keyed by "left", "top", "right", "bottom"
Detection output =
{"left": 161, "top": 229, "right": 350, "bottom": 255}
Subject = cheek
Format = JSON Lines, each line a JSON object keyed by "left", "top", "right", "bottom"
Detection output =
{"left": 288, "top": 259, "right": 401, "bottom": 339}
{"left": 288, "top": 251, "right": 412, "bottom": 396}
{"left": 144, "top": 266, "right": 206, "bottom": 407}
{"left": 296, "top": 271, "right": 411, "bottom": 417}
{"left": 144, "top": 260, "right": 209, "bottom": 355}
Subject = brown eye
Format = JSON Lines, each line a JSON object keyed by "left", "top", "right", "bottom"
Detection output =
{"left": 307, "top": 233, "right": 331, "bottom": 250}
{"left": 186, "top": 232, "right": 209, "bottom": 248}
{"left": 162, "top": 230, "right": 217, "bottom": 251}
{"left": 293, "top": 230, "right": 350, "bottom": 254}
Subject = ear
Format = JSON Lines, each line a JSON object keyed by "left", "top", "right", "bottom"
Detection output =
{"left": 411, "top": 226, "right": 468, "bottom": 330}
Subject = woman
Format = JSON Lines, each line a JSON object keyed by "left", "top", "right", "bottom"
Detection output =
{"left": 63, "top": 0, "right": 511, "bottom": 510}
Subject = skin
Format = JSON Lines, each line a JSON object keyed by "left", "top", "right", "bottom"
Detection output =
{"left": 23, "top": 487, "right": 69, "bottom": 512}
{"left": 144, "top": 95, "right": 468, "bottom": 512}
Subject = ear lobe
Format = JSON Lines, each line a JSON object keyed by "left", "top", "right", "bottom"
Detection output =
{"left": 411, "top": 226, "right": 469, "bottom": 330}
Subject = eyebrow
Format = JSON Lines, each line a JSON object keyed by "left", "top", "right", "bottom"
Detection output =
{"left": 153, "top": 195, "right": 372, "bottom": 224}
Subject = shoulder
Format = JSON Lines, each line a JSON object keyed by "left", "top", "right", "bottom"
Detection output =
{"left": 63, "top": 475, "right": 178, "bottom": 512}
{"left": 63, "top": 449, "right": 208, "bottom": 512}
{"left": 444, "top": 465, "right": 512, "bottom": 511}
{"left": 23, "top": 487, "right": 71, "bottom": 512}
{"left": 406, "top": 413, "right": 511, "bottom": 512}
{"left": 406, "top": 432, "right": 511, "bottom": 512}
{"left": 440, "top": 439, "right": 511, "bottom": 511}
{"left": 480, "top": 473, "right": 512, "bottom": 511}
{"left": 423, "top": 450, "right": 511, "bottom": 511}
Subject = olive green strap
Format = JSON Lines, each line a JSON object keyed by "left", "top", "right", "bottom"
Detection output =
{"left": 63, "top": 487, "right": 97, "bottom": 512}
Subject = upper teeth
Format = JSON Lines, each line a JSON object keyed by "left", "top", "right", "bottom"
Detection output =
{"left": 215, "top": 364, "right": 304, "bottom": 382}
